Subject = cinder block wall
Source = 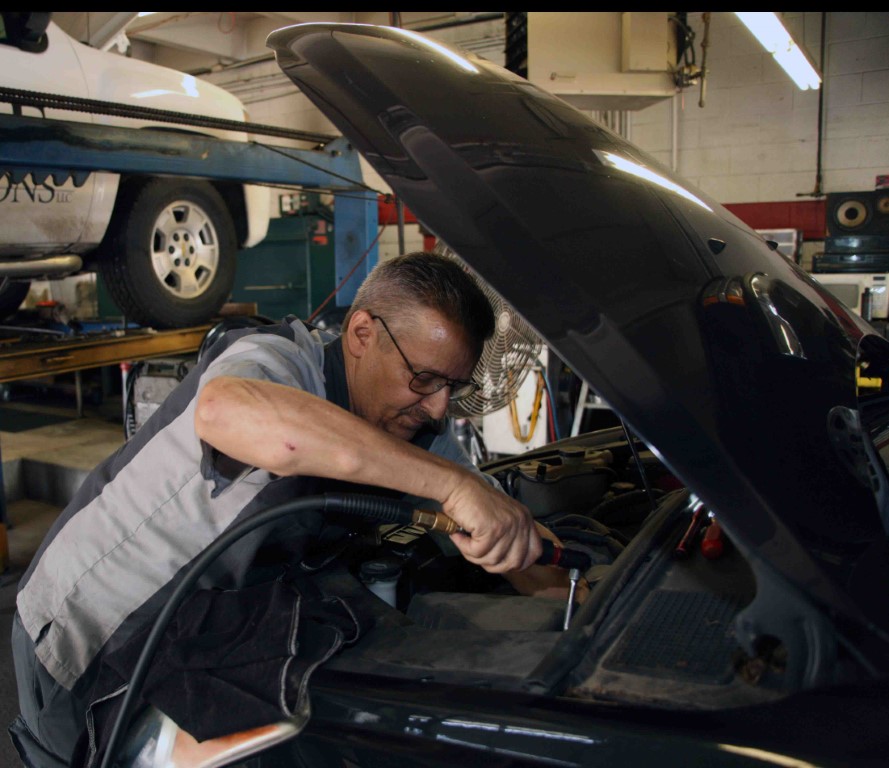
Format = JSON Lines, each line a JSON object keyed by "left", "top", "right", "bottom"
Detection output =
{"left": 632, "top": 12, "right": 889, "bottom": 203}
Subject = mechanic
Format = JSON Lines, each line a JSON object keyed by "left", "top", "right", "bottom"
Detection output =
{"left": 9, "top": 251, "right": 575, "bottom": 767}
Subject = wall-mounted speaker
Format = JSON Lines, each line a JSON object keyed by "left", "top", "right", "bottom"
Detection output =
{"left": 827, "top": 191, "right": 889, "bottom": 237}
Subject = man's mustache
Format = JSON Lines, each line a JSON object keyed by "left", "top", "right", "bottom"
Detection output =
{"left": 403, "top": 407, "right": 445, "bottom": 434}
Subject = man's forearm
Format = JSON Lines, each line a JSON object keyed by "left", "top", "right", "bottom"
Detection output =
{"left": 195, "top": 376, "right": 541, "bottom": 573}
{"left": 195, "top": 376, "right": 465, "bottom": 501}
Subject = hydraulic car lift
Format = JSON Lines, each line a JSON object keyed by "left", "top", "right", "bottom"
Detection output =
{"left": 0, "top": 109, "right": 383, "bottom": 531}
{"left": 0, "top": 111, "right": 381, "bottom": 299}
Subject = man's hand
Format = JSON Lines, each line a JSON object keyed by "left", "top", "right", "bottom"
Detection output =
{"left": 442, "top": 472, "right": 541, "bottom": 573}
{"left": 503, "top": 523, "right": 591, "bottom": 604}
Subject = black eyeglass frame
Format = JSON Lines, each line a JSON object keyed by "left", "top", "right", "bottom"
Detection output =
{"left": 370, "top": 314, "right": 480, "bottom": 402}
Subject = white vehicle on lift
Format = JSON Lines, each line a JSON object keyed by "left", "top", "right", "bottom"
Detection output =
{"left": 0, "top": 12, "right": 270, "bottom": 328}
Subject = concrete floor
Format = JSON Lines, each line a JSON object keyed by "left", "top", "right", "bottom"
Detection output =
{"left": 0, "top": 397, "right": 125, "bottom": 767}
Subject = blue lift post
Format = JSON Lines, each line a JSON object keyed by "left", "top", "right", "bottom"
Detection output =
{"left": 0, "top": 114, "right": 380, "bottom": 531}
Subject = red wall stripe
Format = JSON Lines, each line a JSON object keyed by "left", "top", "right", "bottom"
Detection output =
{"left": 379, "top": 196, "right": 828, "bottom": 244}
{"left": 723, "top": 200, "right": 827, "bottom": 241}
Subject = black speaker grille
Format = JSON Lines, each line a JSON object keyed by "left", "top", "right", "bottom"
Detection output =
{"left": 827, "top": 191, "right": 889, "bottom": 237}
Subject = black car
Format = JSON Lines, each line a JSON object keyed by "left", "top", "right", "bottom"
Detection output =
{"left": 117, "top": 22, "right": 889, "bottom": 768}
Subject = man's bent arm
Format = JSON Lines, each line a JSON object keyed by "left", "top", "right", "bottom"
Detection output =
{"left": 194, "top": 376, "right": 541, "bottom": 573}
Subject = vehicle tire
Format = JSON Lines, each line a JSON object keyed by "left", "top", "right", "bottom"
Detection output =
{"left": 0, "top": 279, "right": 31, "bottom": 320}
{"left": 98, "top": 179, "right": 237, "bottom": 329}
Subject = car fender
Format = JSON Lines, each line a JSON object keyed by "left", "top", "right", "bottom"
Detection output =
{"left": 241, "top": 183, "right": 271, "bottom": 248}
{"left": 78, "top": 172, "right": 120, "bottom": 249}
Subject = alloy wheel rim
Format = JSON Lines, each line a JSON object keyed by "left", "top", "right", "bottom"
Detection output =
{"left": 150, "top": 199, "right": 220, "bottom": 299}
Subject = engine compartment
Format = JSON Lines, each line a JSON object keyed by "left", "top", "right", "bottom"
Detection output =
{"left": 317, "top": 429, "right": 806, "bottom": 710}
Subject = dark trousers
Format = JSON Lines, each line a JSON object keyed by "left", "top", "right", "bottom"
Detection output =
{"left": 9, "top": 612, "right": 86, "bottom": 768}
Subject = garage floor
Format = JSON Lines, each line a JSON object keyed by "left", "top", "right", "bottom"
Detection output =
{"left": 0, "top": 395, "right": 125, "bottom": 767}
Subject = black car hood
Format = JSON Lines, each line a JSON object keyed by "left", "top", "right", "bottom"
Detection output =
{"left": 267, "top": 24, "right": 889, "bottom": 634}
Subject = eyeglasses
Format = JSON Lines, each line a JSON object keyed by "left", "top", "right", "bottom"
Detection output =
{"left": 371, "top": 314, "right": 480, "bottom": 402}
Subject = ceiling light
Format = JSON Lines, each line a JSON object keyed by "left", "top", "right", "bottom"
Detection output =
{"left": 735, "top": 12, "right": 821, "bottom": 90}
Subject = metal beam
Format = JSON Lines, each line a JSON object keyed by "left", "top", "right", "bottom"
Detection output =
{"left": 89, "top": 12, "right": 140, "bottom": 50}
{"left": 333, "top": 191, "right": 380, "bottom": 307}
{"left": 0, "top": 114, "right": 366, "bottom": 190}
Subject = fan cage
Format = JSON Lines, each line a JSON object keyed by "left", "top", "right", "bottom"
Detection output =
{"left": 432, "top": 243, "right": 544, "bottom": 418}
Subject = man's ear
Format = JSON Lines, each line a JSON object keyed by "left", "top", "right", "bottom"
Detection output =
{"left": 344, "top": 309, "right": 374, "bottom": 358}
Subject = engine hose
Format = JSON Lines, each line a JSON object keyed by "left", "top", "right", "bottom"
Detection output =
{"left": 590, "top": 488, "right": 664, "bottom": 527}
{"left": 123, "top": 362, "right": 144, "bottom": 441}
{"left": 502, "top": 468, "right": 519, "bottom": 498}
{"left": 99, "top": 492, "right": 415, "bottom": 768}
{"left": 550, "top": 527, "right": 625, "bottom": 559}
{"left": 544, "top": 514, "right": 614, "bottom": 535}
{"left": 508, "top": 370, "right": 545, "bottom": 443}
{"left": 538, "top": 514, "right": 630, "bottom": 547}
{"left": 546, "top": 515, "right": 630, "bottom": 547}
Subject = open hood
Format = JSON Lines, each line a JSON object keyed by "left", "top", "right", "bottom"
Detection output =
{"left": 267, "top": 24, "right": 889, "bottom": 638}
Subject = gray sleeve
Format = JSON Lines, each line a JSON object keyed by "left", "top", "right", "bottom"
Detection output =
{"left": 200, "top": 329, "right": 326, "bottom": 394}
{"left": 197, "top": 329, "right": 327, "bottom": 497}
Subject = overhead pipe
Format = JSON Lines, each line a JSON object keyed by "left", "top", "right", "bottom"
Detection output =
{"left": 812, "top": 12, "right": 826, "bottom": 198}
{"left": 389, "top": 11, "right": 407, "bottom": 254}
{"left": 698, "top": 12, "right": 711, "bottom": 108}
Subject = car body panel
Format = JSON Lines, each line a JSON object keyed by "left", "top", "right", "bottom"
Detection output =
{"left": 0, "top": 22, "right": 247, "bottom": 132}
{"left": 274, "top": 669, "right": 889, "bottom": 768}
{"left": 0, "top": 173, "right": 110, "bottom": 256}
{"left": 242, "top": 182, "right": 272, "bottom": 248}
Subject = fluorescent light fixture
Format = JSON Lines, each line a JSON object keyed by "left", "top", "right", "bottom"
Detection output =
{"left": 735, "top": 12, "right": 821, "bottom": 90}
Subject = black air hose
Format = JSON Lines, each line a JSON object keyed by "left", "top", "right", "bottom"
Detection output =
{"left": 591, "top": 488, "right": 664, "bottom": 528}
{"left": 99, "top": 492, "right": 418, "bottom": 768}
{"left": 550, "top": 526, "right": 625, "bottom": 559}
{"left": 123, "top": 362, "right": 144, "bottom": 441}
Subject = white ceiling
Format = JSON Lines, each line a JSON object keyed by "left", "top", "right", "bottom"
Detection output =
{"left": 51, "top": 12, "right": 507, "bottom": 76}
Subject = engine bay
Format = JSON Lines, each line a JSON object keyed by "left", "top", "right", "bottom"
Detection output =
{"left": 317, "top": 428, "right": 805, "bottom": 710}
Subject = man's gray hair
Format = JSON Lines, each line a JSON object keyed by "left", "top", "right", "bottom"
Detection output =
{"left": 344, "top": 251, "right": 495, "bottom": 357}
